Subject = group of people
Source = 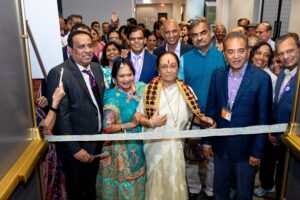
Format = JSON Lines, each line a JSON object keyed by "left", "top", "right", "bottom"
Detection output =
{"left": 36, "top": 13, "right": 300, "bottom": 200}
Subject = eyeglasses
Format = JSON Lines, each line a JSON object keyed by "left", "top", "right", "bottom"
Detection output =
{"left": 128, "top": 37, "right": 144, "bottom": 41}
{"left": 255, "top": 30, "right": 268, "bottom": 35}
{"left": 277, "top": 48, "right": 297, "bottom": 58}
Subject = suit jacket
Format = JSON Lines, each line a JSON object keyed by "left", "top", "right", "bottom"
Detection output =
{"left": 205, "top": 63, "right": 273, "bottom": 161}
{"left": 128, "top": 50, "right": 157, "bottom": 84}
{"left": 153, "top": 42, "right": 193, "bottom": 57}
{"left": 272, "top": 68, "right": 297, "bottom": 126}
{"left": 47, "top": 58, "right": 104, "bottom": 161}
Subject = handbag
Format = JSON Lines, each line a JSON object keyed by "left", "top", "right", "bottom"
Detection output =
{"left": 184, "top": 138, "right": 205, "bottom": 162}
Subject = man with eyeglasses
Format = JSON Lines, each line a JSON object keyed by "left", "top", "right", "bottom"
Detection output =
{"left": 126, "top": 27, "right": 157, "bottom": 83}
{"left": 179, "top": 20, "right": 226, "bottom": 200}
{"left": 256, "top": 22, "right": 275, "bottom": 51}
{"left": 255, "top": 33, "right": 299, "bottom": 199}
{"left": 153, "top": 19, "right": 192, "bottom": 58}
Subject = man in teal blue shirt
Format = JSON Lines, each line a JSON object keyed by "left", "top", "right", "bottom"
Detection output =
{"left": 179, "top": 20, "right": 226, "bottom": 200}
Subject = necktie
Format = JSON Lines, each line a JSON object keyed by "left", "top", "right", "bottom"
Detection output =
{"left": 133, "top": 56, "right": 142, "bottom": 82}
{"left": 82, "top": 69, "right": 101, "bottom": 108}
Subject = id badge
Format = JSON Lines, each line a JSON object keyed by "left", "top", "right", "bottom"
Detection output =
{"left": 221, "top": 107, "right": 232, "bottom": 121}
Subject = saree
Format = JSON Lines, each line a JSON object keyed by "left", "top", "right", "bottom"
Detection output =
{"left": 137, "top": 77, "right": 214, "bottom": 200}
{"left": 96, "top": 82, "right": 146, "bottom": 200}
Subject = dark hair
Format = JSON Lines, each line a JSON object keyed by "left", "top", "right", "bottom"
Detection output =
{"left": 111, "top": 58, "right": 135, "bottom": 85}
{"left": 102, "top": 22, "right": 109, "bottom": 26}
{"left": 67, "top": 14, "right": 83, "bottom": 21}
{"left": 91, "top": 21, "right": 100, "bottom": 28}
{"left": 108, "top": 30, "right": 121, "bottom": 39}
{"left": 250, "top": 41, "right": 274, "bottom": 66}
{"left": 146, "top": 33, "right": 157, "bottom": 40}
{"left": 189, "top": 20, "right": 210, "bottom": 32}
{"left": 276, "top": 32, "right": 300, "bottom": 50}
{"left": 70, "top": 23, "right": 91, "bottom": 33}
{"left": 100, "top": 42, "right": 121, "bottom": 67}
{"left": 127, "top": 26, "right": 145, "bottom": 39}
{"left": 127, "top": 18, "right": 137, "bottom": 26}
{"left": 138, "top": 23, "right": 146, "bottom": 29}
{"left": 67, "top": 30, "right": 92, "bottom": 48}
{"left": 223, "top": 32, "right": 248, "bottom": 51}
{"left": 153, "top": 21, "right": 163, "bottom": 31}
{"left": 156, "top": 51, "right": 180, "bottom": 70}
{"left": 237, "top": 18, "right": 250, "bottom": 26}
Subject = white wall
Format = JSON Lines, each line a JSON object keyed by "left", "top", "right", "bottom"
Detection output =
{"left": 216, "top": 0, "right": 255, "bottom": 31}
{"left": 62, "top": 0, "right": 134, "bottom": 28}
{"left": 25, "top": 0, "right": 63, "bottom": 78}
{"left": 288, "top": 0, "right": 300, "bottom": 34}
{"left": 136, "top": 4, "right": 173, "bottom": 29}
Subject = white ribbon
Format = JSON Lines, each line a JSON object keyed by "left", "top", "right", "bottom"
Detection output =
{"left": 45, "top": 123, "right": 288, "bottom": 142}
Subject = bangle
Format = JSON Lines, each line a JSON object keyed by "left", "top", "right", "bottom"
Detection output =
{"left": 149, "top": 118, "right": 155, "bottom": 128}
{"left": 49, "top": 106, "right": 59, "bottom": 113}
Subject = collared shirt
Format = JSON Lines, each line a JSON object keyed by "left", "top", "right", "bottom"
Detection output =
{"left": 77, "top": 64, "right": 102, "bottom": 132}
{"left": 131, "top": 49, "right": 145, "bottom": 82}
{"left": 278, "top": 66, "right": 298, "bottom": 101}
{"left": 165, "top": 40, "right": 181, "bottom": 59}
{"left": 267, "top": 39, "right": 275, "bottom": 51}
{"left": 227, "top": 62, "right": 248, "bottom": 110}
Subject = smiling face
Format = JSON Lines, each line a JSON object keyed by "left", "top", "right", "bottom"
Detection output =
{"left": 115, "top": 64, "right": 135, "bottom": 92}
{"left": 158, "top": 53, "right": 179, "bottom": 86}
{"left": 91, "top": 29, "right": 100, "bottom": 42}
{"left": 69, "top": 33, "right": 93, "bottom": 67}
{"left": 252, "top": 44, "right": 271, "bottom": 69}
{"left": 128, "top": 30, "right": 145, "bottom": 54}
{"left": 277, "top": 37, "right": 299, "bottom": 70}
{"left": 146, "top": 35, "right": 157, "bottom": 51}
{"left": 224, "top": 37, "right": 249, "bottom": 73}
{"left": 106, "top": 44, "right": 120, "bottom": 62}
{"left": 162, "top": 21, "right": 180, "bottom": 46}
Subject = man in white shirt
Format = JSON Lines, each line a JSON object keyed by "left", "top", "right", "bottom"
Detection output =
{"left": 256, "top": 22, "right": 275, "bottom": 51}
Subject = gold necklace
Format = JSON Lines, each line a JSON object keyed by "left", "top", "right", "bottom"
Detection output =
{"left": 162, "top": 85, "right": 180, "bottom": 127}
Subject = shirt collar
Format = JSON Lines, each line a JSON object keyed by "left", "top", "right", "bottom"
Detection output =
{"left": 229, "top": 62, "right": 248, "bottom": 77}
{"left": 131, "top": 49, "right": 145, "bottom": 59}
{"left": 284, "top": 66, "right": 298, "bottom": 77}
{"left": 165, "top": 40, "right": 181, "bottom": 52}
{"left": 197, "top": 43, "right": 213, "bottom": 56}
{"left": 77, "top": 63, "right": 91, "bottom": 72}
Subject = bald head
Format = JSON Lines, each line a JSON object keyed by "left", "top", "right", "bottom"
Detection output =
{"left": 162, "top": 19, "right": 180, "bottom": 46}
{"left": 256, "top": 22, "right": 272, "bottom": 41}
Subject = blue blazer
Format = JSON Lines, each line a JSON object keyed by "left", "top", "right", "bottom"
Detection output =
{"left": 128, "top": 50, "right": 158, "bottom": 84}
{"left": 153, "top": 43, "right": 193, "bottom": 57}
{"left": 273, "top": 69, "right": 297, "bottom": 124}
{"left": 205, "top": 63, "right": 273, "bottom": 161}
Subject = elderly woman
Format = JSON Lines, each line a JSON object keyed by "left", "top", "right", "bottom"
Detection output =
{"left": 136, "top": 52, "right": 214, "bottom": 200}
{"left": 96, "top": 58, "right": 146, "bottom": 200}
{"left": 250, "top": 41, "right": 277, "bottom": 95}
{"left": 100, "top": 42, "right": 121, "bottom": 89}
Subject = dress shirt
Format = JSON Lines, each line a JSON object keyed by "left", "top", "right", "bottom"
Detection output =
{"left": 267, "top": 39, "right": 275, "bottom": 51}
{"left": 165, "top": 40, "right": 181, "bottom": 59}
{"left": 131, "top": 49, "right": 145, "bottom": 82}
{"left": 227, "top": 62, "right": 248, "bottom": 110}
{"left": 77, "top": 64, "right": 102, "bottom": 131}
{"left": 278, "top": 66, "right": 298, "bottom": 101}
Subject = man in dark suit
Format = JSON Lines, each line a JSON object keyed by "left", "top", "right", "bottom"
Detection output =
{"left": 127, "top": 27, "right": 157, "bottom": 83}
{"left": 203, "top": 32, "right": 273, "bottom": 200}
{"left": 255, "top": 33, "right": 299, "bottom": 199}
{"left": 153, "top": 19, "right": 192, "bottom": 58}
{"left": 47, "top": 30, "right": 104, "bottom": 200}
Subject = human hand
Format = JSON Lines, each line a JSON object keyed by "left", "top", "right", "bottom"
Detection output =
{"left": 268, "top": 133, "right": 279, "bottom": 146}
{"left": 120, "top": 49, "right": 129, "bottom": 58}
{"left": 203, "top": 146, "right": 213, "bottom": 159}
{"left": 36, "top": 96, "right": 48, "bottom": 108}
{"left": 150, "top": 110, "right": 167, "bottom": 128}
{"left": 73, "top": 149, "right": 93, "bottom": 163}
{"left": 134, "top": 112, "right": 144, "bottom": 124}
{"left": 51, "top": 82, "right": 65, "bottom": 108}
{"left": 249, "top": 156, "right": 260, "bottom": 167}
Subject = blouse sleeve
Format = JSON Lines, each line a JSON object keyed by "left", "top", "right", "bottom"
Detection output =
{"left": 103, "top": 109, "right": 117, "bottom": 131}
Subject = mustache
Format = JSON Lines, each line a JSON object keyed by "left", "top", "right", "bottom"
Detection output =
{"left": 196, "top": 38, "right": 208, "bottom": 43}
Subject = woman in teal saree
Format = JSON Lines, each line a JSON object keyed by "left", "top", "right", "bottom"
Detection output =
{"left": 96, "top": 58, "right": 146, "bottom": 200}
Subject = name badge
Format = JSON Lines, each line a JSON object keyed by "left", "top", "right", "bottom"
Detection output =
{"left": 221, "top": 107, "right": 232, "bottom": 121}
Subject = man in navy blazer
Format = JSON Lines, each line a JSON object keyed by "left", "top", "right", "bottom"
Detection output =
{"left": 153, "top": 19, "right": 192, "bottom": 58}
{"left": 256, "top": 33, "right": 299, "bottom": 199}
{"left": 127, "top": 27, "right": 157, "bottom": 83}
{"left": 203, "top": 32, "right": 273, "bottom": 200}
